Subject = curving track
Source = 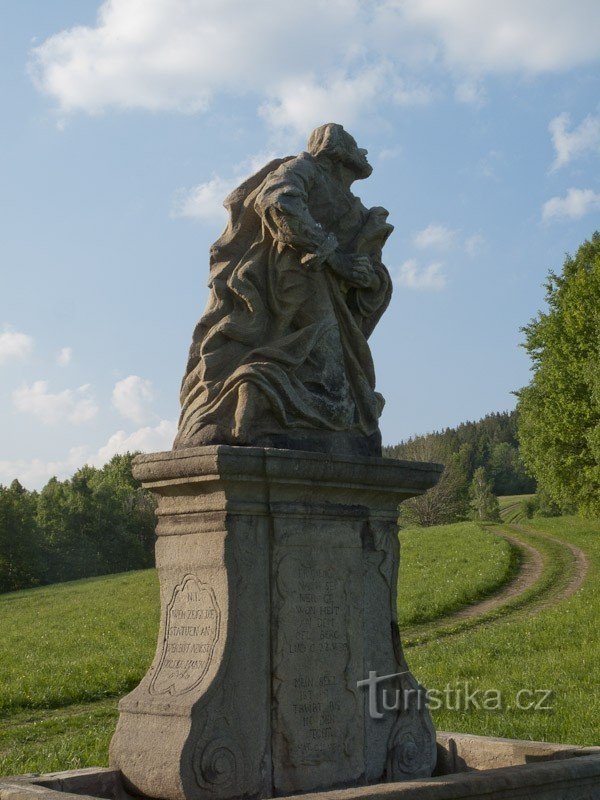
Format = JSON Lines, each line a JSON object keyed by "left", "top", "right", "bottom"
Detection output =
{"left": 403, "top": 522, "right": 589, "bottom": 647}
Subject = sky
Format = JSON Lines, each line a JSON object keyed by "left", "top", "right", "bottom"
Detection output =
{"left": 1, "top": 0, "right": 600, "bottom": 489}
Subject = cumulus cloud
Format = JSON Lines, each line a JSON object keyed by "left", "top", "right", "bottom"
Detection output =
{"left": 400, "top": 0, "right": 600, "bottom": 74}
{"left": 0, "top": 420, "right": 176, "bottom": 489}
{"left": 173, "top": 176, "right": 235, "bottom": 223}
{"left": 549, "top": 112, "right": 600, "bottom": 170}
{"left": 413, "top": 224, "right": 457, "bottom": 251}
{"left": 13, "top": 381, "right": 98, "bottom": 425}
{"left": 94, "top": 419, "right": 176, "bottom": 463}
{"left": 173, "top": 149, "right": 279, "bottom": 223}
{"left": 0, "top": 447, "right": 89, "bottom": 490}
{"left": 31, "top": 0, "right": 600, "bottom": 132}
{"left": 260, "top": 67, "right": 432, "bottom": 136}
{"left": 29, "top": 0, "right": 367, "bottom": 120}
{"left": 56, "top": 346, "right": 72, "bottom": 366}
{"left": 542, "top": 187, "right": 600, "bottom": 221}
{"left": 412, "top": 224, "right": 484, "bottom": 257}
{"left": 0, "top": 327, "right": 33, "bottom": 365}
{"left": 112, "top": 375, "right": 154, "bottom": 424}
{"left": 396, "top": 259, "right": 446, "bottom": 290}
{"left": 260, "top": 68, "right": 388, "bottom": 136}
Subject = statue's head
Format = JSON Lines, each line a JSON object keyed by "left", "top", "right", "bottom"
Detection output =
{"left": 307, "top": 123, "right": 372, "bottom": 179}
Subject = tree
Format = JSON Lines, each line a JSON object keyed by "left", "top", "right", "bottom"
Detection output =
{"left": 0, "top": 480, "right": 44, "bottom": 592}
{"left": 0, "top": 453, "right": 156, "bottom": 594}
{"left": 517, "top": 232, "right": 600, "bottom": 516}
{"left": 398, "top": 439, "right": 470, "bottom": 527}
{"left": 469, "top": 467, "right": 500, "bottom": 522}
{"left": 36, "top": 455, "right": 156, "bottom": 584}
{"left": 385, "top": 409, "right": 535, "bottom": 496}
{"left": 488, "top": 441, "right": 535, "bottom": 495}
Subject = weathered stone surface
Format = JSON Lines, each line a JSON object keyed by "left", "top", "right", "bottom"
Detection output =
{"left": 5, "top": 735, "right": 600, "bottom": 800}
{"left": 435, "top": 731, "right": 600, "bottom": 775}
{"left": 109, "top": 446, "right": 442, "bottom": 799}
{"left": 174, "top": 123, "right": 394, "bottom": 458}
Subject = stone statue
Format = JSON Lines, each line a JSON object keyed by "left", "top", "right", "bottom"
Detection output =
{"left": 110, "top": 124, "right": 440, "bottom": 800}
{"left": 174, "top": 123, "right": 393, "bottom": 457}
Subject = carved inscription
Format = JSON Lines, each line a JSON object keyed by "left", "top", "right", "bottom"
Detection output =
{"left": 150, "top": 574, "right": 220, "bottom": 696}
{"left": 272, "top": 549, "right": 362, "bottom": 791}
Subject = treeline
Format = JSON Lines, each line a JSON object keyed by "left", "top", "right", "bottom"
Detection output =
{"left": 384, "top": 410, "right": 535, "bottom": 527}
{"left": 0, "top": 453, "right": 156, "bottom": 594}
{"left": 384, "top": 409, "right": 535, "bottom": 494}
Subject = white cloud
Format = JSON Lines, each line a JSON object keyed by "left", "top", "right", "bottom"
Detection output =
{"left": 0, "top": 420, "right": 177, "bottom": 489}
{"left": 0, "top": 327, "right": 33, "bottom": 365}
{"left": 259, "top": 67, "right": 394, "bottom": 137}
{"left": 94, "top": 419, "right": 176, "bottom": 464}
{"left": 549, "top": 112, "right": 600, "bottom": 170}
{"left": 12, "top": 381, "right": 98, "bottom": 425}
{"left": 542, "top": 187, "right": 600, "bottom": 221}
{"left": 396, "top": 259, "right": 446, "bottom": 290}
{"left": 413, "top": 224, "right": 485, "bottom": 256}
{"left": 29, "top": 0, "right": 367, "bottom": 119}
{"left": 173, "top": 176, "right": 235, "bottom": 223}
{"left": 413, "top": 224, "right": 457, "bottom": 251}
{"left": 0, "top": 447, "right": 89, "bottom": 490}
{"left": 399, "top": 0, "right": 600, "bottom": 74}
{"left": 56, "top": 346, "right": 72, "bottom": 366}
{"left": 31, "top": 0, "right": 600, "bottom": 133}
{"left": 112, "top": 375, "right": 154, "bottom": 424}
{"left": 173, "top": 149, "right": 279, "bottom": 223}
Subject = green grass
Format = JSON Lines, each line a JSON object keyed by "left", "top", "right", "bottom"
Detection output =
{"left": 402, "top": 522, "right": 575, "bottom": 646}
{"left": 398, "top": 522, "right": 516, "bottom": 627}
{"left": 498, "top": 494, "right": 534, "bottom": 523}
{"left": 407, "top": 516, "right": 600, "bottom": 746}
{"left": 0, "top": 700, "right": 118, "bottom": 776}
{"left": 0, "top": 569, "right": 159, "bottom": 716}
{"left": 0, "top": 516, "right": 597, "bottom": 775}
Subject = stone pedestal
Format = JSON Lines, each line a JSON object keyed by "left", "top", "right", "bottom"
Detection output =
{"left": 109, "top": 446, "right": 442, "bottom": 800}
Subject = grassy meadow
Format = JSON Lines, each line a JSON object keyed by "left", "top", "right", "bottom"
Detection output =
{"left": 397, "top": 522, "right": 516, "bottom": 626}
{"left": 409, "top": 516, "right": 600, "bottom": 745}
{"left": 0, "top": 515, "right": 598, "bottom": 774}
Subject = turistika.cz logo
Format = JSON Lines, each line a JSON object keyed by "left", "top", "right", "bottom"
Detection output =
{"left": 357, "top": 671, "right": 554, "bottom": 719}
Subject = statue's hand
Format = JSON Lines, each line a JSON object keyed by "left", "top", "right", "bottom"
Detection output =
{"left": 328, "top": 252, "right": 375, "bottom": 288}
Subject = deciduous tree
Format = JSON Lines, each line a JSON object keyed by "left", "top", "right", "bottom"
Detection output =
{"left": 517, "top": 232, "right": 600, "bottom": 516}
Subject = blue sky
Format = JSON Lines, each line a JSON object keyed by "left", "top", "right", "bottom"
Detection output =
{"left": 2, "top": 0, "right": 600, "bottom": 487}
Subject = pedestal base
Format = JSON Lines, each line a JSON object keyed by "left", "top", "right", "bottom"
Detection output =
{"left": 109, "top": 446, "right": 443, "bottom": 800}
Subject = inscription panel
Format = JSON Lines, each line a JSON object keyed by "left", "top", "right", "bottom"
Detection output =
{"left": 150, "top": 574, "right": 220, "bottom": 696}
{"left": 271, "top": 543, "right": 363, "bottom": 793}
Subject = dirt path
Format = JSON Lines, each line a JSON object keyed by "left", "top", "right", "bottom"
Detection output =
{"left": 403, "top": 522, "right": 589, "bottom": 646}
{"left": 512, "top": 523, "right": 589, "bottom": 610}
{"left": 500, "top": 501, "right": 522, "bottom": 518}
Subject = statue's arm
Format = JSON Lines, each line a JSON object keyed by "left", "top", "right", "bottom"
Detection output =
{"left": 255, "top": 159, "right": 375, "bottom": 288}
{"left": 255, "top": 158, "right": 338, "bottom": 267}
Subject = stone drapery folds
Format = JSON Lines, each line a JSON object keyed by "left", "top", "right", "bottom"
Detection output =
{"left": 174, "top": 124, "right": 393, "bottom": 456}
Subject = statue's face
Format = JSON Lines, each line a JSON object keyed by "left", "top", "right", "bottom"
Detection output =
{"left": 307, "top": 124, "right": 373, "bottom": 179}
{"left": 342, "top": 133, "right": 373, "bottom": 179}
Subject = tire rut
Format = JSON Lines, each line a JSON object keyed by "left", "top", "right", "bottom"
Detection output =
{"left": 403, "top": 523, "right": 589, "bottom": 646}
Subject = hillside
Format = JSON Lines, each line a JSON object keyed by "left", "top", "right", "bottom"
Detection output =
{"left": 1, "top": 516, "right": 599, "bottom": 774}
{"left": 384, "top": 409, "right": 535, "bottom": 496}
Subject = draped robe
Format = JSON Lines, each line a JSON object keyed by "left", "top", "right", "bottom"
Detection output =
{"left": 174, "top": 151, "right": 393, "bottom": 456}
